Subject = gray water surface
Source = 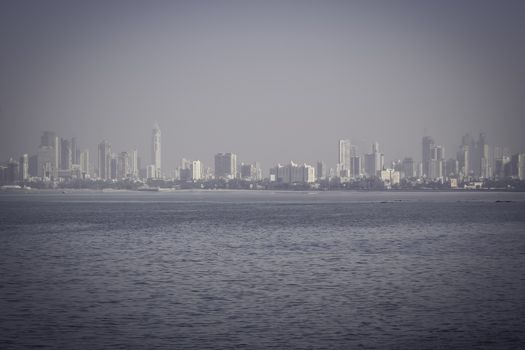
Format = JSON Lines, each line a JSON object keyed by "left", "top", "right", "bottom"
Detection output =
{"left": 1, "top": 191, "right": 525, "bottom": 349}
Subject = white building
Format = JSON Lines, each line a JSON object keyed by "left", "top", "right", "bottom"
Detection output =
{"left": 380, "top": 169, "right": 400, "bottom": 186}
{"left": 191, "top": 160, "right": 202, "bottom": 180}
{"left": 129, "top": 149, "right": 138, "bottom": 179}
{"left": 146, "top": 164, "right": 156, "bottom": 179}
{"left": 271, "top": 161, "right": 316, "bottom": 184}
{"left": 338, "top": 139, "right": 351, "bottom": 174}
{"left": 19, "top": 154, "right": 28, "bottom": 181}
{"left": 151, "top": 123, "right": 161, "bottom": 178}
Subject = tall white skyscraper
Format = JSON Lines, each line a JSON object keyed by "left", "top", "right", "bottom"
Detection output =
{"left": 151, "top": 123, "right": 161, "bottom": 178}
{"left": 338, "top": 139, "right": 351, "bottom": 171}
{"left": 129, "top": 149, "right": 138, "bottom": 179}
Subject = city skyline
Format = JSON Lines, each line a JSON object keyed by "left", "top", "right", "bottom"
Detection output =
{"left": 2, "top": 121, "right": 524, "bottom": 176}
{"left": 1, "top": 123, "right": 524, "bottom": 186}
{"left": 1, "top": 1, "right": 525, "bottom": 171}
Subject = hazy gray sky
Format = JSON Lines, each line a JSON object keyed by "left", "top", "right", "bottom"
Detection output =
{"left": 1, "top": 0, "right": 524, "bottom": 171}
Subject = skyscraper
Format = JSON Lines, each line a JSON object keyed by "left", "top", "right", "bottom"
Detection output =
{"left": 19, "top": 154, "right": 28, "bottom": 181}
{"left": 191, "top": 160, "right": 202, "bottom": 180}
{"left": 129, "top": 149, "right": 138, "bottom": 179}
{"left": 110, "top": 154, "right": 118, "bottom": 180}
{"left": 37, "top": 131, "right": 59, "bottom": 179}
{"left": 118, "top": 152, "right": 130, "bottom": 179}
{"left": 422, "top": 136, "right": 434, "bottom": 178}
{"left": 364, "top": 142, "right": 383, "bottom": 177}
{"left": 402, "top": 157, "right": 415, "bottom": 179}
{"left": 151, "top": 123, "right": 161, "bottom": 179}
{"left": 214, "top": 153, "right": 237, "bottom": 179}
{"left": 79, "top": 149, "right": 90, "bottom": 178}
{"left": 97, "top": 140, "right": 111, "bottom": 180}
{"left": 316, "top": 161, "right": 327, "bottom": 180}
{"left": 338, "top": 139, "right": 351, "bottom": 173}
{"left": 519, "top": 154, "right": 525, "bottom": 180}
{"left": 351, "top": 156, "right": 362, "bottom": 178}
{"left": 71, "top": 137, "right": 78, "bottom": 165}
{"left": 60, "top": 138, "right": 72, "bottom": 171}
{"left": 429, "top": 145, "right": 444, "bottom": 180}
{"left": 457, "top": 145, "right": 469, "bottom": 179}
{"left": 478, "top": 133, "right": 491, "bottom": 178}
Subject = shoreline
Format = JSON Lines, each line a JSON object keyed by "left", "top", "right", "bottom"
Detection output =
{"left": 2, "top": 187, "right": 525, "bottom": 194}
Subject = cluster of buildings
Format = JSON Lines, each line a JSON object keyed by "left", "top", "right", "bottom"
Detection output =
{"left": 1, "top": 124, "right": 524, "bottom": 188}
{"left": 331, "top": 133, "right": 525, "bottom": 188}
{"left": 0, "top": 131, "right": 92, "bottom": 185}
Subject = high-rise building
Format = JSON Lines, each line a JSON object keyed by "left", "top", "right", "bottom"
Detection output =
{"left": 402, "top": 157, "right": 415, "bottom": 179}
{"left": 517, "top": 153, "right": 525, "bottom": 180}
{"left": 422, "top": 136, "right": 434, "bottom": 178}
{"left": 316, "top": 161, "right": 327, "bottom": 180}
{"left": 338, "top": 139, "right": 351, "bottom": 174}
{"left": 129, "top": 149, "right": 138, "bottom": 179}
{"left": 38, "top": 131, "right": 59, "bottom": 179}
{"left": 97, "top": 140, "right": 111, "bottom": 180}
{"left": 118, "top": 152, "right": 130, "bottom": 179}
{"left": 37, "top": 146, "right": 56, "bottom": 179}
{"left": 429, "top": 145, "right": 444, "bottom": 180}
{"left": 241, "top": 163, "right": 255, "bottom": 180}
{"left": 179, "top": 158, "right": 191, "bottom": 181}
{"left": 478, "top": 133, "right": 491, "bottom": 178}
{"left": 60, "top": 138, "right": 72, "bottom": 171}
{"left": 457, "top": 145, "right": 469, "bottom": 179}
{"left": 71, "top": 137, "right": 78, "bottom": 165}
{"left": 191, "top": 160, "right": 202, "bottom": 180}
{"left": 19, "top": 154, "right": 28, "bottom": 181}
{"left": 351, "top": 156, "right": 362, "bottom": 178}
{"left": 28, "top": 154, "right": 38, "bottom": 177}
{"left": 146, "top": 164, "right": 156, "bottom": 179}
{"left": 110, "top": 154, "right": 118, "bottom": 180}
{"left": 214, "top": 153, "right": 237, "bottom": 179}
{"left": 254, "top": 162, "right": 262, "bottom": 181}
{"left": 240, "top": 162, "right": 262, "bottom": 181}
{"left": 5, "top": 158, "right": 19, "bottom": 184}
{"left": 79, "top": 149, "right": 90, "bottom": 178}
{"left": 458, "top": 132, "right": 491, "bottom": 179}
{"left": 364, "top": 142, "right": 383, "bottom": 177}
{"left": 151, "top": 123, "right": 161, "bottom": 178}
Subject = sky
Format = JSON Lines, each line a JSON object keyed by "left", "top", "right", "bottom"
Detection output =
{"left": 1, "top": 0, "right": 524, "bottom": 172}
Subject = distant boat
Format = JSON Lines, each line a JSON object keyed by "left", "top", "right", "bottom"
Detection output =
{"left": 137, "top": 186, "right": 160, "bottom": 192}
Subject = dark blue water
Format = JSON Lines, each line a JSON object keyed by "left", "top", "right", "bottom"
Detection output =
{"left": 1, "top": 190, "right": 525, "bottom": 349}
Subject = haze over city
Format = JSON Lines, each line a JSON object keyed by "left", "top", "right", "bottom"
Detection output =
{"left": 3, "top": 3, "right": 525, "bottom": 349}
{"left": 1, "top": 0, "right": 525, "bottom": 170}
